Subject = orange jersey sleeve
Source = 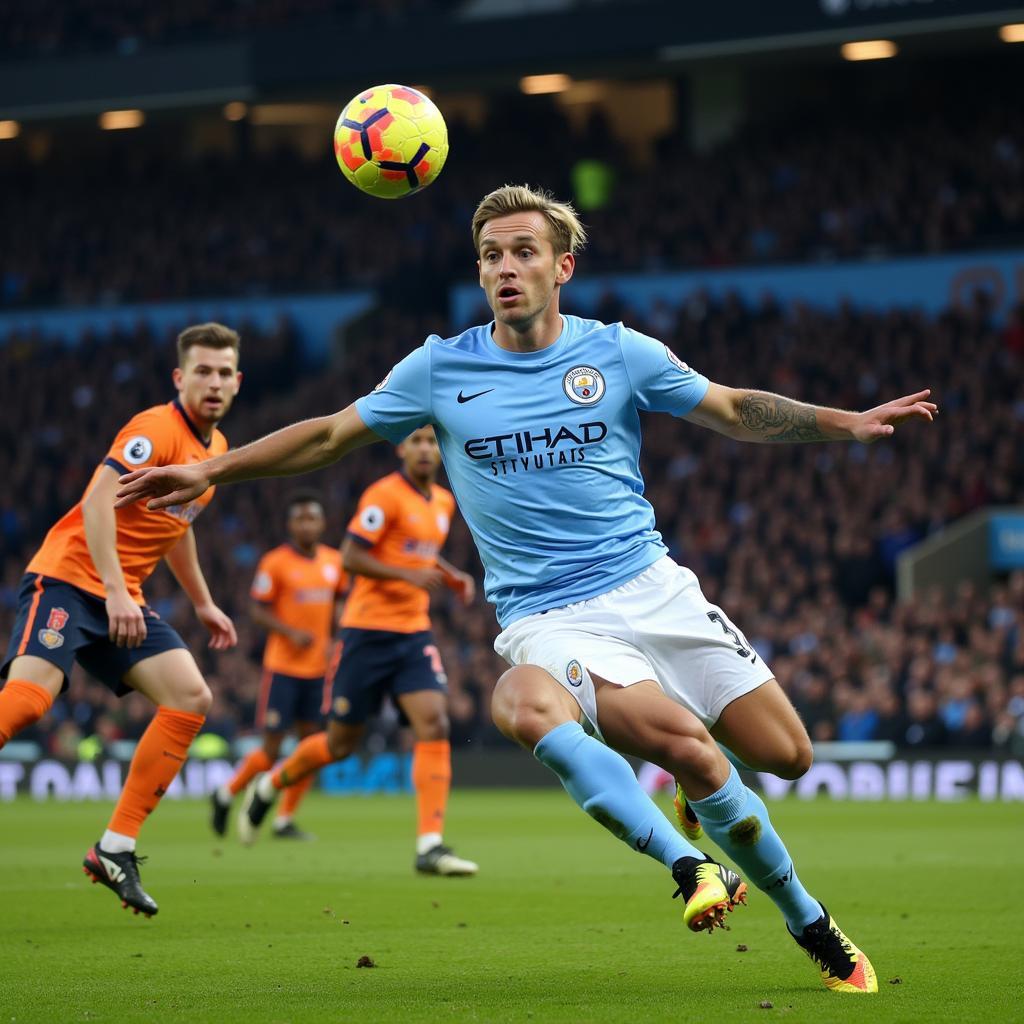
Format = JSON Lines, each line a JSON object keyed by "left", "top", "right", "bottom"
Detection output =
{"left": 252, "top": 544, "right": 344, "bottom": 677}
{"left": 27, "top": 401, "right": 226, "bottom": 603}
{"left": 340, "top": 472, "right": 455, "bottom": 633}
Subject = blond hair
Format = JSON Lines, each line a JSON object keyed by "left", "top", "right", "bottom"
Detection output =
{"left": 176, "top": 322, "right": 241, "bottom": 366}
{"left": 471, "top": 184, "right": 587, "bottom": 256}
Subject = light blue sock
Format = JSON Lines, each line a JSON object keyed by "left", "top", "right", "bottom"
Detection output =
{"left": 689, "top": 765, "right": 822, "bottom": 932}
{"left": 535, "top": 721, "right": 702, "bottom": 869}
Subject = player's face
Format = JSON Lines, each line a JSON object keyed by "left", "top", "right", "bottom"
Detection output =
{"left": 477, "top": 212, "right": 574, "bottom": 330}
{"left": 287, "top": 502, "right": 325, "bottom": 548}
{"left": 174, "top": 345, "right": 242, "bottom": 427}
{"left": 398, "top": 426, "right": 441, "bottom": 481}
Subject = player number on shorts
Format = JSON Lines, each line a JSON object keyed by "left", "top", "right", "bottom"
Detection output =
{"left": 706, "top": 611, "right": 757, "bottom": 663}
{"left": 423, "top": 644, "right": 448, "bottom": 685}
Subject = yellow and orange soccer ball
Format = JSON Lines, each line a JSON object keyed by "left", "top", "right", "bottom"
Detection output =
{"left": 333, "top": 84, "right": 448, "bottom": 199}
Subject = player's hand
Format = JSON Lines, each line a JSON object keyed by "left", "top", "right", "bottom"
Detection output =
{"left": 852, "top": 389, "right": 938, "bottom": 443}
{"left": 289, "top": 628, "right": 315, "bottom": 649}
{"left": 403, "top": 567, "right": 447, "bottom": 593}
{"left": 106, "top": 589, "right": 147, "bottom": 648}
{"left": 115, "top": 464, "right": 211, "bottom": 511}
{"left": 195, "top": 603, "right": 238, "bottom": 650}
{"left": 446, "top": 570, "right": 476, "bottom": 606}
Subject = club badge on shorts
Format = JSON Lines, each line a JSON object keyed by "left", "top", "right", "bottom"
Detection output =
{"left": 38, "top": 606, "right": 70, "bottom": 650}
{"left": 566, "top": 660, "right": 584, "bottom": 687}
{"left": 563, "top": 366, "right": 605, "bottom": 406}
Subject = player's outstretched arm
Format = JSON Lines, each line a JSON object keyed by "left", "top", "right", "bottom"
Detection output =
{"left": 115, "top": 404, "right": 377, "bottom": 510}
{"left": 684, "top": 382, "right": 937, "bottom": 444}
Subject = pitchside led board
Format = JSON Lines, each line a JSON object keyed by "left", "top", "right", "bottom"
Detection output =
{"left": 990, "top": 513, "right": 1024, "bottom": 571}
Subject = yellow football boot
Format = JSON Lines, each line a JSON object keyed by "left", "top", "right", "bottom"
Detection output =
{"left": 671, "top": 856, "right": 748, "bottom": 933}
{"left": 790, "top": 906, "right": 878, "bottom": 993}
{"left": 672, "top": 784, "right": 704, "bottom": 841}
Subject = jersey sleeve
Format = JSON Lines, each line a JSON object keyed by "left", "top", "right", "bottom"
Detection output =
{"left": 618, "top": 326, "right": 710, "bottom": 416}
{"left": 250, "top": 552, "right": 280, "bottom": 604}
{"left": 346, "top": 481, "right": 399, "bottom": 548}
{"left": 354, "top": 344, "right": 433, "bottom": 444}
{"left": 103, "top": 408, "right": 177, "bottom": 474}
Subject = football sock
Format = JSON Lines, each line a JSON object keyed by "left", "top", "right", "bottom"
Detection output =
{"left": 0, "top": 679, "right": 54, "bottom": 747}
{"left": 270, "top": 732, "right": 331, "bottom": 790}
{"left": 277, "top": 771, "right": 315, "bottom": 821}
{"left": 225, "top": 747, "right": 273, "bottom": 798}
{"left": 108, "top": 707, "right": 204, "bottom": 838}
{"left": 416, "top": 831, "right": 442, "bottom": 856}
{"left": 412, "top": 739, "right": 451, "bottom": 841}
{"left": 688, "top": 765, "right": 821, "bottom": 932}
{"left": 100, "top": 829, "right": 135, "bottom": 854}
{"left": 534, "top": 721, "right": 701, "bottom": 869}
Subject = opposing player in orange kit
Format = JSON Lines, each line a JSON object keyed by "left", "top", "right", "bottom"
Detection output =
{"left": 238, "top": 426, "right": 480, "bottom": 875}
{"left": 211, "top": 490, "right": 346, "bottom": 841}
{"left": 0, "top": 322, "right": 241, "bottom": 917}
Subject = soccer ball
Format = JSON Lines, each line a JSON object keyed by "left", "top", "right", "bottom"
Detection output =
{"left": 333, "top": 84, "right": 448, "bottom": 199}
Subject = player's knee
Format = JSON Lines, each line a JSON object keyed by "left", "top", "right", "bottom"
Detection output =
{"left": 325, "top": 731, "right": 356, "bottom": 761}
{"left": 170, "top": 679, "right": 212, "bottom": 715}
{"left": 413, "top": 709, "right": 449, "bottom": 742}
{"left": 774, "top": 738, "right": 813, "bottom": 780}
{"left": 492, "top": 667, "right": 566, "bottom": 748}
{"left": 657, "top": 732, "right": 718, "bottom": 782}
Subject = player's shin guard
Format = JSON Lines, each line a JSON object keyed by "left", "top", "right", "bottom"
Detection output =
{"left": 0, "top": 679, "right": 54, "bottom": 747}
{"left": 534, "top": 721, "right": 702, "bottom": 868}
{"left": 108, "top": 707, "right": 205, "bottom": 838}
{"left": 227, "top": 747, "right": 273, "bottom": 797}
{"left": 412, "top": 739, "right": 451, "bottom": 839}
{"left": 271, "top": 731, "right": 332, "bottom": 790}
{"left": 688, "top": 765, "right": 821, "bottom": 932}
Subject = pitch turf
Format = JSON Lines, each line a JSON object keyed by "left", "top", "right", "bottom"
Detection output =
{"left": 1, "top": 791, "right": 1019, "bottom": 1023}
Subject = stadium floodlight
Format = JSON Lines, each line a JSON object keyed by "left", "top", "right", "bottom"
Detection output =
{"left": 0, "top": 120, "right": 20, "bottom": 139}
{"left": 999, "top": 24, "right": 1024, "bottom": 42}
{"left": 840, "top": 40, "right": 898, "bottom": 61}
{"left": 223, "top": 102, "right": 248, "bottom": 121}
{"left": 99, "top": 109, "right": 145, "bottom": 130}
{"left": 520, "top": 74, "right": 572, "bottom": 95}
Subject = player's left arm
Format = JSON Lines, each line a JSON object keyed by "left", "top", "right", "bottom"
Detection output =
{"left": 683, "top": 382, "right": 937, "bottom": 444}
{"left": 163, "top": 528, "right": 238, "bottom": 650}
{"left": 436, "top": 555, "right": 475, "bottom": 606}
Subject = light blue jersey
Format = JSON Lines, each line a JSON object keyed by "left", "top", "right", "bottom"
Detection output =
{"left": 356, "top": 315, "right": 709, "bottom": 627}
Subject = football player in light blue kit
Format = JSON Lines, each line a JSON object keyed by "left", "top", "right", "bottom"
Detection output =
{"left": 117, "top": 185, "right": 936, "bottom": 994}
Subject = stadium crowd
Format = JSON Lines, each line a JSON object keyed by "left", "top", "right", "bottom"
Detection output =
{"left": 2, "top": 289, "right": 1022, "bottom": 756}
{"left": 3, "top": 86, "right": 1022, "bottom": 309}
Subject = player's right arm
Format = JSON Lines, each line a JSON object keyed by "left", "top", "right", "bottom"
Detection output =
{"left": 81, "top": 465, "right": 147, "bottom": 648}
{"left": 115, "top": 404, "right": 377, "bottom": 511}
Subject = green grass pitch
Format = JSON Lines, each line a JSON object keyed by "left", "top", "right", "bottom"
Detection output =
{"left": 1, "top": 791, "right": 1020, "bottom": 1023}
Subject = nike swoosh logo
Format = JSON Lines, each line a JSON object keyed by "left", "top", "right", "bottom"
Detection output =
{"left": 636, "top": 828, "right": 653, "bottom": 851}
{"left": 457, "top": 388, "right": 494, "bottom": 404}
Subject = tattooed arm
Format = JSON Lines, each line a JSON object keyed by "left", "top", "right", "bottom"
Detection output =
{"left": 684, "top": 382, "right": 937, "bottom": 444}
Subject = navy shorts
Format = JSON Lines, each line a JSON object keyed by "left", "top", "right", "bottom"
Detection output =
{"left": 256, "top": 670, "right": 328, "bottom": 732}
{"left": 328, "top": 628, "right": 446, "bottom": 725}
{"left": 2, "top": 573, "right": 188, "bottom": 696}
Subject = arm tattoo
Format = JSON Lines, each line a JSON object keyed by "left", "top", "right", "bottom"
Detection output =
{"left": 737, "top": 393, "right": 829, "bottom": 442}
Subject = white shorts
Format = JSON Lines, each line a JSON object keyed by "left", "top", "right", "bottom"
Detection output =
{"left": 493, "top": 556, "right": 773, "bottom": 736}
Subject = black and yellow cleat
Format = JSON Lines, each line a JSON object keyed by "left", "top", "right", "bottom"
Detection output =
{"left": 82, "top": 843, "right": 158, "bottom": 918}
{"left": 671, "top": 855, "right": 747, "bottom": 933}
{"left": 238, "top": 774, "right": 276, "bottom": 846}
{"left": 415, "top": 844, "right": 478, "bottom": 876}
{"left": 790, "top": 905, "right": 878, "bottom": 993}
{"left": 673, "top": 784, "right": 704, "bottom": 842}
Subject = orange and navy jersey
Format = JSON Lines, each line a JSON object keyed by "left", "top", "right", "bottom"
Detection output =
{"left": 26, "top": 400, "right": 227, "bottom": 604}
{"left": 341, "top": 471, "right": 455, "bottom": 634}
{"left": 251, "top": 543, "right": 347, "bottom": 678}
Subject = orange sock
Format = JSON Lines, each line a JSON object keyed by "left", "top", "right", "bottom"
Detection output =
{"left": 108, "top": 706, "right": 204, "bottom": 838}
{"left": 0, "top": 679, "right": 54, "bottom": 747}
{"left": 227, "top": 747, "right": 273, "bottom": 796}
{"left": 412, "top": 740, "right": 451, "bottom": 838}
{"left": 271, "top": 732, "right": 331, "bottom": 790}
{"left": 278, "top": 772, "right": 316, "bottom": 819}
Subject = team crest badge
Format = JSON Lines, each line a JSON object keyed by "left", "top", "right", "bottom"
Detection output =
{"left": 38, "top": 606, "right": 69, "bottom": 649}
{"left": 373, "top": 370, "right": 392, "bottom": 392}
{"left": 664, "top": 346, "right": 691, "bottom": 373}
{"left": 566, "top": 660, "right": 584, "bottom": 688}
{"left": 563, "top": 366, "right": 605, "bottom": 406}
